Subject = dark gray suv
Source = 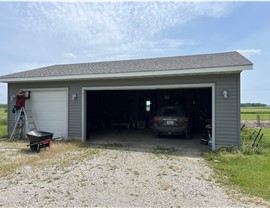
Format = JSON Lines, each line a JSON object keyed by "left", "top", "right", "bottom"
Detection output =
{"left": 153, "top": 106, "right": 192, "bottom": 138}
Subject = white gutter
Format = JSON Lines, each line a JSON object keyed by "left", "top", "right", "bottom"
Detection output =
{"left": 0, "top": 65, "right": 253, "bottom": 83}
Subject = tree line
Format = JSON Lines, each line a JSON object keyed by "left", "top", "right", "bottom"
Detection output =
{"left": 241, "top": 103, "right": 268, "bottom": 107}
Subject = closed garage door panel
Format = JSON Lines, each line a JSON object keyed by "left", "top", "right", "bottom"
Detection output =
{"left": 26, "top": 90, "right": 68, "bottom": 138}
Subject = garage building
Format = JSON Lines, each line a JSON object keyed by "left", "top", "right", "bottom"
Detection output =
{"left": 0, "top": 51, "right": 253, "bottom": 150}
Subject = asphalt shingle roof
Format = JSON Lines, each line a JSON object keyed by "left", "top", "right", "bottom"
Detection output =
{"left": 0, "top": 51, "right": 252, "bottom": 80}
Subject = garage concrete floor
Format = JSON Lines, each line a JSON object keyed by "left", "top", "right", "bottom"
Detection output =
{"left": 87, "top": 129, "right": 209, "bottom": 157}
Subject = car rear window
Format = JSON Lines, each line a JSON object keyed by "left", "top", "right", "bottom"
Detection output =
{"left": 158, "top": 107, "right": 185, "bottom": 116}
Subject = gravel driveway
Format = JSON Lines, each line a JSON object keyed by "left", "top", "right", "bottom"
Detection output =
{"left": 0, "top": 146, "right": 268, "bottom": 208}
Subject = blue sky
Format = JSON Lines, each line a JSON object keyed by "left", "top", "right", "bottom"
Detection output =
{"left": 0, "top": 1, "right": 270, "bottom": 104}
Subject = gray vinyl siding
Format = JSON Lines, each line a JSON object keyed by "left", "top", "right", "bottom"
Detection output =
{"left": 215, "top": 74, "right": 240, "bottom": 146}
{"left": 7, "top": 73, "right": 241, "bottom": 147}
{"left": 68, "top": 86, "right": 82, "bottom": 137}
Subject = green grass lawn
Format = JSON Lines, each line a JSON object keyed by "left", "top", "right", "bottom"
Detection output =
{"left": 241, "top": 106, "right": 270, "bottom": 113}
{"left": 241, "top": 106, "right": 270, "bottom": 121}
{"left": 241, "top": 114, "right": 270, "bottom": 121}
{"left": 0, "top": 106, "right": 7, "bottom": 138}
{"left": 0, "top": 126, "right": 7, "bottom": 138}
{"left": 0, "top": 106, "right": 7, "bottom": 117}
{"left": 206, "top": 151, "right": 270, "bottom": 200}
{"left": 206, "top": 105, "right": 270, "bottom": 200}
{"left": 205, "top": 127, "right": 270, "bottom": 200}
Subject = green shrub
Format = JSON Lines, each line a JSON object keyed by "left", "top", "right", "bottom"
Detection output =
{"left": 240, "top": 128, "right": 264, "bottom": 155}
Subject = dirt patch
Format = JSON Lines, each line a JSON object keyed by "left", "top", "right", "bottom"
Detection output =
{"left": 242, "top": 120, "right": 270, "bottom": 128}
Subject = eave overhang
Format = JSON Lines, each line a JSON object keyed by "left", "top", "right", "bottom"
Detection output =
{"left": 0, "top": 65, "right": 253, "bottom": 83}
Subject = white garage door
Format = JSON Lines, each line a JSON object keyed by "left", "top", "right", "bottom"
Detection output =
{"left": 26, "top": 89, "right": 68, "bottom": 138}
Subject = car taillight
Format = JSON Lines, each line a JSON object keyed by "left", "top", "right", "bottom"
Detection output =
{"left": 184, "top": 118, "right": 189, "bottom": 124}
{"left": 153, "top": 117, "right": 158, "bottom": 124}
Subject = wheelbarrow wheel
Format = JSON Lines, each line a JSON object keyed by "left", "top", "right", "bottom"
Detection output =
{"left": 30, "top": 142, "right": 39, "bottom": 152}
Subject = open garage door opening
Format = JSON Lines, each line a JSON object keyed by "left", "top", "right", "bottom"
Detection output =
{"left": 85, "top": 87, "right": 212, "bottom": 141}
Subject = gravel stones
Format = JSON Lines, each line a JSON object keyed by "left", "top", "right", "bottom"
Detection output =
{"left": 0, "top": 148, "right": 267, "bottom": 207}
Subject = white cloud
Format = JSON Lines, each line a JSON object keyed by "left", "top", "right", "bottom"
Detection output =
{"left": 237, "top": 49, "right": 262, "bottom": 58}
{"left": 18, "top": 2, "right": 238, "bottom": 60}
{"left": 191, "top": 2, "right": 238, "bottom": 17}
{"left": 64, "top": 53, "right": 77, "bottom": 59}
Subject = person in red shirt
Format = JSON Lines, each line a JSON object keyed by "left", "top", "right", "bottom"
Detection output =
{"left": 15, "top": 89, "right": 31, "bottom": 122}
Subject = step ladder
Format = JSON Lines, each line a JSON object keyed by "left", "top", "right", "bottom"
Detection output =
{"left": 10, "top": 107, "right": 37, "bottom": 139}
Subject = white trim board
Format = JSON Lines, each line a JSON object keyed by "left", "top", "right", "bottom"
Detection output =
{"left": 82, "top": 83, "right": 216, "bottom": 150}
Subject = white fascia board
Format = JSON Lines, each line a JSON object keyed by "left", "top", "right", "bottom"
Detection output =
{"left": 0, "top": 65, "right": 253, "bottom": 83}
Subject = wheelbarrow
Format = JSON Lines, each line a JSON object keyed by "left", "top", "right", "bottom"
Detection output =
{"left": 26, "top": 130, "right": 62, "bottom": 152}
